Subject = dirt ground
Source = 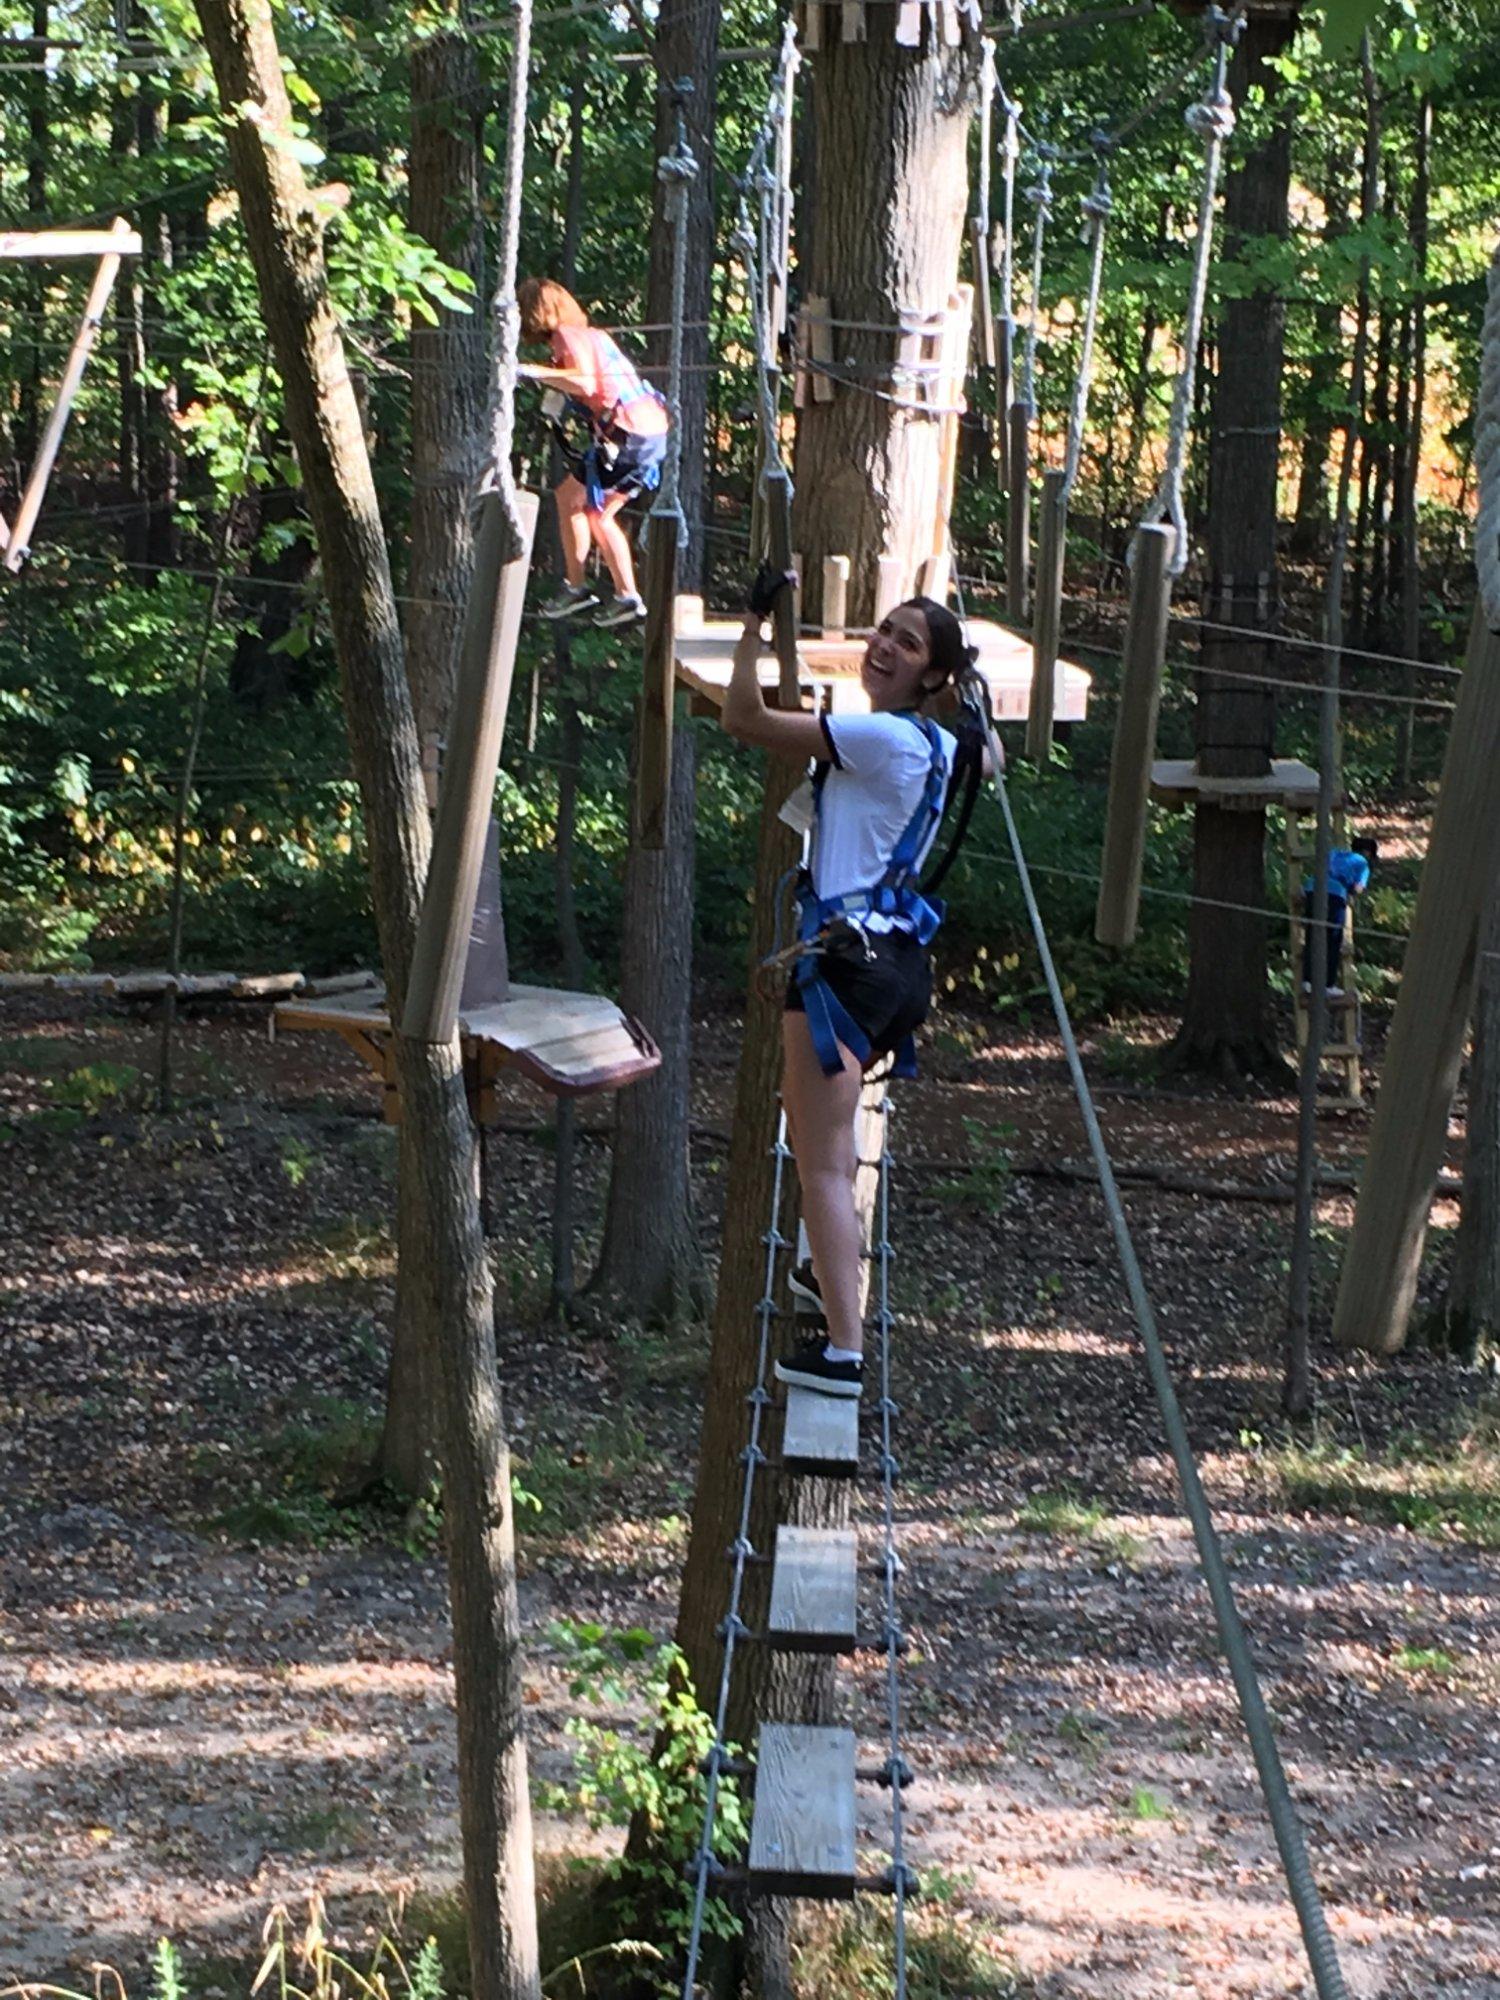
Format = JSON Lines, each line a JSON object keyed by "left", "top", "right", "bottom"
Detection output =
{"left": 1, "top": 991, "right": 1496, "bottom": 1998}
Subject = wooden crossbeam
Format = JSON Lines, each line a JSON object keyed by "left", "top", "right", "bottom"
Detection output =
{"left": 0, "top": 226, "right": 143, "bottom": 260}
{"left": 747, "top": 1723, "right": 858, "bottom": 1898}
{"left": 767, "top": 1525, "right": 859, "bottom": 1654}
{"left": 782, "top": 1383, "right": 860, "bottom": 1476}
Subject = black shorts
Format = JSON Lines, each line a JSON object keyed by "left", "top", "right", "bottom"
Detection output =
{"left": 785, "top": 923, "right": 933, "bottom": 1062}
{"left": 583, "top": 429, "right": 666, "bottom": 508}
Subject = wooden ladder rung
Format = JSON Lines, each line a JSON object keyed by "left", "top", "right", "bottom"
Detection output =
{"left": 782, "top": 1385, "right": 860, "bottom": 1477}
{"left": 767, "top": 1525, "right": 859, "bottom": 1654}
{"left": 747, "top": 1723, "right": 857, "bottom": 1898}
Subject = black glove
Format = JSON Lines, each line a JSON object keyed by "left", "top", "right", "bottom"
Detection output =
{"left": 746, "top": 563, "right": 797, "bottom": 620}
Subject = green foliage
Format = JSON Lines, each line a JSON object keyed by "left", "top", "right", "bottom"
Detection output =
{"left": 793, "top": 1866, "right": 1023, "bottom": 1999}
{"left": 538, "top": 1621, "right": 745, "bottom": 1982}
{"left": 151, "top": 1939, "right": 184, "bottom": 2000}
{"left": 1392, "top": 1643, "right": 1457, "bottom": 1677}
{"left": 935, "top": 1115, "right": 1016, "bottom": 1210}
{"left": 1124, "top": 1785, "right": 1173, "bottom": 1823}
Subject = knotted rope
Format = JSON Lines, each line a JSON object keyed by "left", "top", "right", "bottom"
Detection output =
{"left": 1136, "top": 4, "right": 1241, "bottom": 576}
{"left": 649, "top": 82, "right": 700, "bottom": 550}
{"left": 1061, "top": 148, "right": 1113, "bottom": 500}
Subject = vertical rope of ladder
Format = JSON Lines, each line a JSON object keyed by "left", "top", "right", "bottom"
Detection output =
{"left": 484, "top": 0, "right": 533, "bottom": 545}
{"left": 649, "top": 86, "right": 699, "bottom": 552}
{"left": 679, "top": 1108, "right": 793, "bottom": 1999}
{"left": 874, "top": 1101, "right": 914, "bottom": 1997}
{"left": 1060, "top": 148, "right": 1112, "bottom": 502}
{"left": 1018, "top": 146, "right": 1054, "bottom": 410}
{"left": 1135, "top": 5, "right": 1240, "bottom": 576}
{"left": 998, "top": 86, "right": 1019, "bottom": 323}
{"left": 975, "top": 35, "right": 996, "bottom": 246}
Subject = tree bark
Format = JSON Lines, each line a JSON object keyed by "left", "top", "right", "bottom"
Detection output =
{"left": 1289, "top": 159, "right": 1347, "bottom": 559}
{"left": 1170, "top": 10, "right": 1296, "bottom": 1085}
{"left": 382, "top": 21, "right": 488, "bottom": 1496}
{"left": 590, "top": 0, "right": 721, "bottom": 1320}
{"left": 192, "top": 3, "right": 541, "bottom": 1992}
{"left": 17, "top": 0, "right": 49, "bottom": 477}
{"left": 1396, "top": 93, "right": 1431, "bottom": 787}
{"left": 1447, "top": 889, "right": 1500, "bottom": 1360}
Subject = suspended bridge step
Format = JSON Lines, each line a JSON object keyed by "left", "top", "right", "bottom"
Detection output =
{"left": 767, "top": 1525, "right": 859, "bottom": 1654}
{"left": 781, "top": 1385, "right": 860, "bottom": 1478}
{"left": 747, "top": 1722, "right": 857, "bottom": 1898}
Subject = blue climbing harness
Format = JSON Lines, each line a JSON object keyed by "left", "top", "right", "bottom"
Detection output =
{"left": 793, "top": 714, "right": 950, "bottom": 1081}
{"left": 562, "top": 332, "right": 669, "bottom": 511}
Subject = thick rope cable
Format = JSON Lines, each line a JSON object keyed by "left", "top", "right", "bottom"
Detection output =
{"left": 732, "top": 18, "right": 800, "bottom": 494}
{"left": 1136, "top": 5, "right": 1240, "bottom": 577}
{"left": 1018, "top": 147, "right": 1054, "bottom": 409}
{"left": 648, "top": 85, "right": 700, "bottom": 552}
{"left": 1061, "top": 151, "right": 1112, "bottom": 500}
{"left": 998, "top": 88, "right": 1019, "bottom": 315}
{"left": 483, "top": 0, "right": 532, "bottom": 550}
{"left": 951, "top": 566, "right": 1352, "bottom": 2000}
{"left": 976, "top": 35, "right": 997, "bottom": 242}
{"left": 678, "top": 1111, "right": 793, "bottom": 2000}
{"left": 1474, "top": 239, "right": 1500, "bottom": 630}
{"left": 874, "top": 1104, "right": 915, "bottom": 1996}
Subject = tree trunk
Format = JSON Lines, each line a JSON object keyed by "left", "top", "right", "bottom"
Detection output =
{"left": 590, "top": 0, "right": 721, "bottom": 1319}
{"left": 17, "top": 0, "right": 49, "bottom": 476}
{"left": 1447, "top": 889, "right": 1500, "bottom": 1359}
{"left": 192, "top": 3, "right": 541, "bottom": 1992}
{"left": 1289, "top": 160, "right": 1348, "bottom": 559}
{"left": 1170, "top": 10, "right": 1295, "bottom": 1085}
{"left": 382, "top": 21, "right": 488, "bottom": 1495}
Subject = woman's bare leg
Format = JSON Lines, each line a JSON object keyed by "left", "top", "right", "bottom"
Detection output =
{"left": 589, "top": 490, "right": 640, "bottom": 599}
{"left": 555, "top": 476, "right": 591, "bottom": 584}
{"left": 781, "top": 1011, "right": 866, "bottom": 1354}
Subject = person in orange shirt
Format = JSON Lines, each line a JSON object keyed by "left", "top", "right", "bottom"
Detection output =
{"left": 517, "top": 277, "right": 670, "bottom": 629}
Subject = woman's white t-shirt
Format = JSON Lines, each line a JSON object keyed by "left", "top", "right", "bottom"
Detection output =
{"left": 809, "top": 711, "right": 957, "bottom": 935}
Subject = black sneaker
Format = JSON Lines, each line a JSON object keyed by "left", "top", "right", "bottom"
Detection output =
{"left": 775, "top": 1335, "right": 863, "bottom": 1400}
{"left": 540, "top": 580, "right": 599, "bottom": 621}
{"left": 788, "top": 1260, "right": 824, "bottom": 1312}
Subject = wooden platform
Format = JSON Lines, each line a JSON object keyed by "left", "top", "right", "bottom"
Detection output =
{"left": 273, "top": 981, "right": 660, "bottom": 1118}
{"left": 766, "top": 1525, "right": 859, "bottom": 1654}
{"left": 781, "top": 1383, "right": 861, "bottom": 1477}
{"left": 747, "top": 1723, "right": 858, "bottom": 1899}
{"left": 675, "top": 612, "right": 1090, "bottom": 725}
{"left": 1150, "top": 758, "right": 1324, "bottom": 811}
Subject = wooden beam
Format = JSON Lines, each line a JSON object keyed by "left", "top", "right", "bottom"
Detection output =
{"left": 1333, "top": 605, "right": 1500, "bottom": 1354}
{"left": 821, "top": 554, "right": 849, "bottom": 638}
{"left": 637, "top": 520, "right": 679, "bottom": 850}
{"left": 766, "top": 1525, "right": 859, "bottom": 1653}
{"left": 782, "top": 1383, "right": 859, "bottom": 1476}
{"left": 1006, "top": 400, "right": 1031, "bottom": 623}
{"left": 747, "top": 1723, "right": 858, "bottom": 1898}
{"left": 0, "top": 224, "right": 142, "bottom": 260}
{"left": 1096, "top": 524, "right": 1173, "bottom": 947}
{"left": 1025, "top": 466, "right": 1066, "bottom": 761}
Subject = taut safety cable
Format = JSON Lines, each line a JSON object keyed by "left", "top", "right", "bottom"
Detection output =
{"left": 951, "top": 562, "right": 1353, "bottom": 2000}
{"left": 648, "top": 81, "right": 700, "bottom": 555}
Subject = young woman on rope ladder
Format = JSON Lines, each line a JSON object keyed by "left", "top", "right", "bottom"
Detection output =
{"left": 722, "top": 568, "right": 992, "bottom": 1397}
{"left": 516, "top": 277, "right": 669, "bottom": 629}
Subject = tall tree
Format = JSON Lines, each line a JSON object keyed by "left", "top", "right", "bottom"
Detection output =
{"left": 591, "top": 0, "right": 721, "bottom": 1320}
{"left": 191, "top": 1, "right": 541, "bottom": 1992}
{"left": 1446, "top": 887, "right": 1500, "bottom": 1359}
{"left": 382, "top": 19, "right": 488, "bottom": 1498}
{"left": 1171, "top": 5, "right": 1300, "bottom": 1082}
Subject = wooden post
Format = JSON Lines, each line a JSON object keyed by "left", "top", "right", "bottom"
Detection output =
{"left": 1006, "top": 399, "right": 1031, "bottom": 622}
{"left": 874, "top": 554, "right": 904, "bottom": 623}
{"left": 821, "top": 553, "right": 849, "bottom": 637}
{"left": 1095, "top": 523, "right": 1173, "bottom": 946}
{"left": 637, "top": 518, "right": 679, "bottom": 850}
{"left": 1332, "top": 605, "right": 1500, "bottom": 1355}
{"left": 4, "top": 221, "right": 135, "bottom": 571}
{"left": 1025, "top": 466, "right": 1065, "bottom": 762}
{"left": 402, "top": 487, "right": 539, "bottom": 1042}
{"left": 995, "top": 313, "right": 1014, "bottom": 489}
{"left": 970, "top": 218, "right": 997, "bottom": 370}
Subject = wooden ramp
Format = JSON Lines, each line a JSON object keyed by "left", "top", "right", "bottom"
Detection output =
{"left": 675, "top": 608, "right": 1090, "bottom": 725}
{"left": 747, "top": 1723, "right": 858, "bottom": 1898}
{"left": 274, "top": 981, "right": 660, "bottom": 1119}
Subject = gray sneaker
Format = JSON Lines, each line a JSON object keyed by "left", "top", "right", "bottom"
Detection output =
{"left": 540, "top": 581, "right": 599, "bottom": 621}
{"left": 592, "top": 593, "right": 647, "bottom": 629}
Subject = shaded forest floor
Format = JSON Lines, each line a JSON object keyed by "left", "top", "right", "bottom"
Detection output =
{"left": 1, "top": 991, "right": 1497, "bottom": 1997}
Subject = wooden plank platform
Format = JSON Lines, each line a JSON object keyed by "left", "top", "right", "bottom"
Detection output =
{"left": 766, "top": 1525, "right": 859, "bottom": 1654}
{"left": 747, "top": 1723, "right": 858, "bottom": 1898}
{"left": 1151, "top": 757, "right": 1323, "bottom": 811}
{"left": 781, "top": 1384, "right": 860, "bottom": 1477}
{"left": 675, "top": 612, "right": 1090, "bottom": 726}
{"left": 274, "top": 981, "right": 660, "bottom": 1104}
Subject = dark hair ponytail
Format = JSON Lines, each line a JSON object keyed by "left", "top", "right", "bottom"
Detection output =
{"left": 905, "top": 595, "right": 977, "bottom": 690}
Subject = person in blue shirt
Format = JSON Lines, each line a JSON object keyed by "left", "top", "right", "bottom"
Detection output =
{"left": 1301, "top": 836, "right": 1378, "bottom": 996}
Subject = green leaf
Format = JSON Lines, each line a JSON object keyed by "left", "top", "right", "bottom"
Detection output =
{"left": 1321, "top": 0, "right": 1381, "bottom": 55}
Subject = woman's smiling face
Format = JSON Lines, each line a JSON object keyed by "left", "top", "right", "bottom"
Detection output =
{"left": 859, "top": 604, "right": 934, "bottom": 711}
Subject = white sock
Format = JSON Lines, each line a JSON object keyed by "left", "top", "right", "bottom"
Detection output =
{"left": 824, "top": 1342, "right": 862, "bottom": 1365}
